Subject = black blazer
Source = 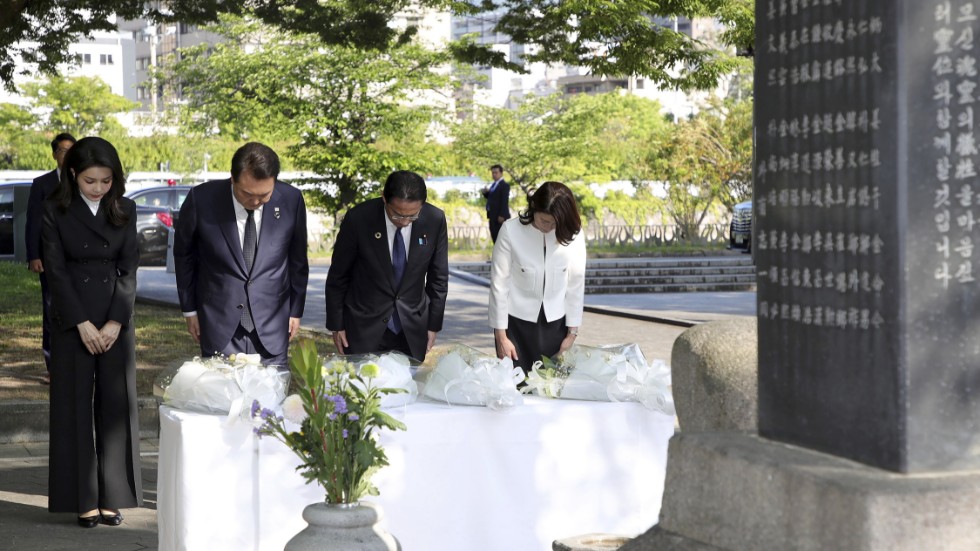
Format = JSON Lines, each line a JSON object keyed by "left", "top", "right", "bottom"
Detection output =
{"left": 485, "top": 179, "right": 511, "bottom": 222}
{"left": 26, "top": 170, "right": 60, "bottom": 261}
{"left": 174, "top": 179, "right": 310, "bottom": 357}
{"left": 41, "top": 195, "right": 139, "bottom": 331}
{"left": 325, "top": 198, "right": 449, "bottom": 360}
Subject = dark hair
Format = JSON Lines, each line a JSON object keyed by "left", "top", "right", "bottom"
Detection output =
{"left": 382, "top": 170, "right": 427, "bottom": 202}
{"left": 490, "top": 164, "right": 503, "bottom": 173}
{"left": 53, "top": 137, "right": 129, "bottom": 227}
{"left": 518, "top": 181, "right": 582, "bottom": 245}
{"left": 231, "top": 142, "right": 281, "bottom": 181}
{"left": 50, "top": 133, "right": 76, "bottom": 153}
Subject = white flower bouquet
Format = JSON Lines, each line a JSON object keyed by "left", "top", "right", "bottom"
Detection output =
{"left": 522, "top": 343, "right": 675, "bottom": 415}
{"left": 321, "top": 352, "right": 419, "bottom": 409}
{"left": 416, "top": 344, "right": 525, "bottom": 411}
{"left": 154, "top": 353, "right": 290, "bottom": 420}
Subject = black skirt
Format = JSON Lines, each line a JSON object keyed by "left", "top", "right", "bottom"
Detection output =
{"left": 503, "top": 307, "right": 567, "bottom": 375}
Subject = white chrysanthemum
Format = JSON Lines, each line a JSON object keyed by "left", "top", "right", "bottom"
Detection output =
{"left": 282, "top": 394, "right": 308, "bottom": 424}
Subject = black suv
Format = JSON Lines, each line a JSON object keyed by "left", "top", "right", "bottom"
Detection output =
{"left": 729, "top": 200, "right": 752, "bottom": 252}
{"left": 124, "top": 185, "right": 193, "bottom": 265}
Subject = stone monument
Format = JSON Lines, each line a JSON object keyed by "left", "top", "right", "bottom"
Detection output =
{"left": 623, "top": 1, "right": 980, "bottom": 549}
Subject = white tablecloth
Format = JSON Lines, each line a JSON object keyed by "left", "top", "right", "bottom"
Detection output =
{"left": 157, "top": 397, "right": 674, "bottom": 551}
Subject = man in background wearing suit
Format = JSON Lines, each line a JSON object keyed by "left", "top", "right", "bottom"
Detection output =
{"left": 326, "top": 170, "right": 449, "bottom": 361}
{"left": 174, "top": 142, "right": 309, "bottom": 367}
{"left": 25, "top": 132, "right": 76, "bottom": 383}
{"left": 482, "top": 164, "right": 510, "bottom": 243}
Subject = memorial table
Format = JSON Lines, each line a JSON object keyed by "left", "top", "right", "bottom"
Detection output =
{"left": 157, "top": 398, "right": 674, "bottom": 551}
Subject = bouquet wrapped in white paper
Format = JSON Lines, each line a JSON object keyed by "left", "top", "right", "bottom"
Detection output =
{"left": 523, "top": 343, "right": 674, "bottom": 415}
{"left": 154, "top": 353, "right": 290, "bottom": 421}
{"left": 322, "top": 352, "right": 419, "bottom": 409}
{"left": 416, "top": 344, "right": 525, "bottom": 411}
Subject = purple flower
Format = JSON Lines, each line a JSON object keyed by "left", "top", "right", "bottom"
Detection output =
{"left": 327, "top": 394, "right": 348, "bottom": 415}
{"left": 250, "top": 400, "right": 261, "bottom": 417}
{"left": 260, "top": 408, "right": 275, "bottom": 420}
{"left": 328, "top": 413, "right": 337, "bottom": 421}
{"left": 348, "top": 413, "right": 359, "bottom": 421}
{"left": 342, "top": 429, "right": 349, "bottom": 439}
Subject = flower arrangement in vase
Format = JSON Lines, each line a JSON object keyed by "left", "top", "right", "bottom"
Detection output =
{"left": 251, "top": 339, "right": 407, "bottom": 504}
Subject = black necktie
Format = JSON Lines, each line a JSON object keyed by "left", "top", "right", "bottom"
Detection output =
{"left": 241, "top": 209, "right": 256, "bottom": 332}
{"left": 387, "top": 227, "right": 406, "bottom": 334}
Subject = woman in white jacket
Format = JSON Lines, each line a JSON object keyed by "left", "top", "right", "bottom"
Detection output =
{"left": 489, "top": 181, "right": 586, "bottom": 374}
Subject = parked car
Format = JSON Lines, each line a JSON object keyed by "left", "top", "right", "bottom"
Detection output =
{"left": 125, "top": 185, "right": 193, "bottom": 265}
{"left": 0, "top": 181, "right": 31, "bottom": 256}
{"left": 729, "top": 200, "right": 752, "bottom": 252}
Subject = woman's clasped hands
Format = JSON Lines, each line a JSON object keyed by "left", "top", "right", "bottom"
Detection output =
{"left": 77, "top": 320, "right": 122, "bottom": 355}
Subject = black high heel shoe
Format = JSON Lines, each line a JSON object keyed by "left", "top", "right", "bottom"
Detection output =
{"left": 99, "top": 510, "right": 123, "bottom": 526}
{"left": 77, "top": 514, "right": 100, "bottom": 528}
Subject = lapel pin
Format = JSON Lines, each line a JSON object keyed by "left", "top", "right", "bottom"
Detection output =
{"left": 420, "top": 234, "right": 428, "bottom": 245}
{"left": 375, "top": 232, "right": 382, "bottom": 239}
{"left": 274, "top": 207, "right": 281, "bottom": 219}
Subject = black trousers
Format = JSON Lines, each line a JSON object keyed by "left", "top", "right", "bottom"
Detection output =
{"left": 344, "top": 328, "right": 413, "bottom": 358}
{"left": 504, "top": 308, "right": 567, "bottom": 375}
{"left": 39, "top": 271, "right": 51, "bottom": 370}
{"left": 219, "top": 324, "right": 288, "bottom": 370}
{"left": 48, "top": 326, "right": 142, "bottom": 513}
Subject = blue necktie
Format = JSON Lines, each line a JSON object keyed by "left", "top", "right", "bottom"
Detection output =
{"left": 387, "top": 227, "right": 406, "bottom": 334}
{"left": 241, "top": 209, "right": 256, "bottom": 332}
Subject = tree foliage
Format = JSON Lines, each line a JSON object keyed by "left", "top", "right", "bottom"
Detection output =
{"left": 2, "top": 0, "right": 754, "bottom": 92}
{"left": 451, "top": 93, "right": 602, "bottom": 195}
{"left": 167, "top": 16, "right": 452, "bottom": 212}
{"left": 478, "top": 0, "right": 754, "bottom": 90}
{"left": 649, "top": 95, "right": 753, "bottom": 238}
{"left": 20, "top": 75, "right": 137, "bottom": 137}
{"left": 0, "top": 0, "right": 461, "bottom": 91}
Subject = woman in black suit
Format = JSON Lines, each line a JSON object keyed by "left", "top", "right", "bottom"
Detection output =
{"left": 42, "top": 137, "right": 142, "bottom": 527}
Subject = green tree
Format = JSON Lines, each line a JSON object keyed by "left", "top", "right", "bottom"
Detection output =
{"left": 650, "top": 96, "right": 753, "bottom": 239}
{"left": 21, "top": 75, "right": 137, "bottom": 137}
{"left": 167, "top": 16, "right": 452, "bottom": 212}
{"left": 485, "top": 0, "right": 754, "bottom": 90}
{"left": 452, "top": 93, "right": 602, "bottom": 194}
{"left": 571, "top": 93, "right": 673, "bottom": 183}
{"left": 0, "top": 102, "right": 43, "bottom": 168}
{"left": 0, "top": 0, "right": 458, "bottom": 91}
{"left": 3, "top": 1, "right": 753, "bottom": 92}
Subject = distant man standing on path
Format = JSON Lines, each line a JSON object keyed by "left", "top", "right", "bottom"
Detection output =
{"left": 325, "top": 170, "right": 449, "bottom": 361}
{"left": 25, "top": 132, "right": 76, "bottom": 383}
{"left": 174, "top": 142, "right": 309, "bottom": 367}
{"left": 482, "top": 164, "right": 510, "bottom": 243}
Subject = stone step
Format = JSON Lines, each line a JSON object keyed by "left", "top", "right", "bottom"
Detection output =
{"left": 585, "top": 274, "right": 758, "bottom": 286}
{"left": 586, "top": 282, "right": 757, "bottom": 294}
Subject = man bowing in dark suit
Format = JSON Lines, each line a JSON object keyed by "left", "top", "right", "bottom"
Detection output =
{"left": 482, "top": 164, "right": 510, "bottom": 243}
{"left": 326, "top": 170, "right": 449, "bottom": 361}
{"left": 174, "top": 142, "right": 309, "bottom": 367}
{"left": 25, "top": 132, "right": 76, "bottom": 382}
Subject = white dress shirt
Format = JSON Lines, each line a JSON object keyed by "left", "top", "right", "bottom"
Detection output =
{"left": 232, "top": 185, "right": 263, "bottom": 249}
{"left": 80, "top": 194, "right": 101, "bottom": 215}
{"left": 183, "top": 185, "right": 264, "bottom": 318}
{"left": 384, "top": 212, "right": 412, "bottom": 260}
{"left": 489, "top": 217, "right": 586, "bottom": 329}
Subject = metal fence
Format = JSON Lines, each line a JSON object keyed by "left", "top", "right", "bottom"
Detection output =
{"left": 446, "top": 223, "right": 731, "bottom": 249}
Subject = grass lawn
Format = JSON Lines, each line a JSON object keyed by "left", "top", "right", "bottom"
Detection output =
{"left": 0, "top": 260, "right": 336, "bottom": 402}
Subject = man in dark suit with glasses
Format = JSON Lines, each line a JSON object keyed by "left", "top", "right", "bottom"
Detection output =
{"left": 325, "top": 170, "right": 449, "bottom": 361}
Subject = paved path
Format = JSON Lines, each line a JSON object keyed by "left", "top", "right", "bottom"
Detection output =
{"left": 136, "top": 265, "right": 755, "bottom": 362}
{"left": 0, "top": 265, "right": 755, "bottom": 549}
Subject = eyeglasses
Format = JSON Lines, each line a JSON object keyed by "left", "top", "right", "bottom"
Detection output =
{"left": 385, "top": 204, "right": 422, "bottom": 222}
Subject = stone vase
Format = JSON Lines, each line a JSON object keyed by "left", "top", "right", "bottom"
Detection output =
{"left": 284, "top": 501, "right": 400, "bottom": 551}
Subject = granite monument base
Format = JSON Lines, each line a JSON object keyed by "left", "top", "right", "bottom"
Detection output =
{"left": 623, "top": 432, "right": 980, "bottom": 551}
